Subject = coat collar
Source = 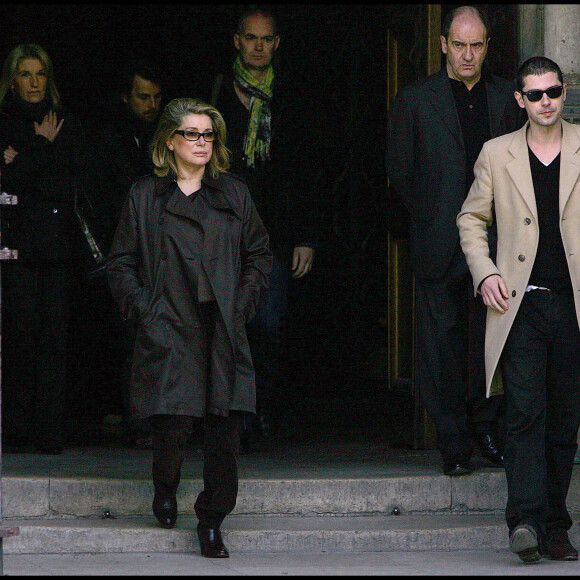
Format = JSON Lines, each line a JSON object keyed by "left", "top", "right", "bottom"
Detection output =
{"left": 506, "top": 119, "right": 580, "bottom": 218}
{"left": 506, "top": 122, "right": 537, "bottom": 218}
{"left": 485, "top": 75, "right": 513, "bottom": 138}
{"left": 427, "top": 69, "right": 464, "bottom": 148}
{"left": 560, "top": 119, "right": 580, "bottom": 216}
{"left": 155, "top": 172, "right": 243, "bottom": 221}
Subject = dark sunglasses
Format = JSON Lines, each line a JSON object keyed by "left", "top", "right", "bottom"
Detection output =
{"left": 520, "top": 85, "right": 564, "bottom": 102}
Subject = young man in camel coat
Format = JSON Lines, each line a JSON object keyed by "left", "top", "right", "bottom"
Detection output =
{"left": 457, "top": 56, "right": 580, "bottom": 564}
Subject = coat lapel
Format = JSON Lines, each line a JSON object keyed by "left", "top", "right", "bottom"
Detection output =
{"left": 486, "top": 77, "right": 510, "bottom": 138}
{"left": 164, "top": 174, "right": 243, "bottom": 224}
{"left": 426, "top": 70, "right": 464, "bottom": 149}
{"left": 200, "top": 175, "right": 243, "bottom": 220}
{"left": 560, "top": 120, "right": 580, "bottom": 216}
{"left": 506, "top": 122, "right": 538, "bottom": 219}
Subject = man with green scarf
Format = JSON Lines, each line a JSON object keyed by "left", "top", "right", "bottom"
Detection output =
{"left": 210, "top": 7, "right": 318, "bottom": 450}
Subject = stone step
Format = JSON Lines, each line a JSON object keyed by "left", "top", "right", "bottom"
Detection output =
{"left": 4, "top": 469, "right": 580, "bottom": 520}
{"left": 4, "top": 513, "right": 563, "bottom": 555}
{"left": 2, "top": 471, "right": 515, "bottom": 519}
{"left": 3, "top": 445, "right": 580, "bottom": 523}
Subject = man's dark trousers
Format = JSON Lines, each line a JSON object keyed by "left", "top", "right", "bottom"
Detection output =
{"left": 500, "top": 288, "right": 580, "bottom": 538}
{"left": 414, "top": 243, "right": 502, "bottom": 462}
{"left": 246, "top": 254, "right": 289, "bottom": 415}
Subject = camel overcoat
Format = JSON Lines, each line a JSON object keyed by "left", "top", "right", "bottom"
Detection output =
{"left": 107, "top": 172, "right": 272, "bottom": 418}
{"left": 457, "top": 120, "right": 580, "bottom": 397}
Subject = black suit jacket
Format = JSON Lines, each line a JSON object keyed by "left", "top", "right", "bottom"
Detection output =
{"left": 386, "top": 68, "right": 523, "bottom": 279}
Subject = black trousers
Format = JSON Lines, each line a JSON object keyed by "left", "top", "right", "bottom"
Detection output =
{"left": 69, "top": 277, "right": 139, "bottom": 434}
{"left": 415, "top": 244, "right": 502, "bottom": 462}
{"left": 2, "top": 261, "right": 73, "bottom": 447}
{"left": 150, "top": 412, "right": 243, "bottom": 530}
{"left": 246, "top": 254, "right": 288, "bottom": 413}
{"left": 149, "top": 300, "right": 243, "bottom": 530}
{"left": 500, "top": 289, "right": 580, "bottom": 538}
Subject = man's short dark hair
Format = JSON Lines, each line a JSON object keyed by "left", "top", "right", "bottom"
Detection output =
{"left": 516, "top": 56, "right": 564, "bottom": 93}
{"left": 441, "top": 5, "right": 490, "bottom": 40}
{"left": 236, "top": 6, "right": 277, "bottom": 36}
{"left": 119, "top": 58, "right": 164, "bottom": 97}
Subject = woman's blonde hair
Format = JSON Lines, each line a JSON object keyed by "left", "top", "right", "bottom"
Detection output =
{"left": 151, "top": 98, "right": 230, "bottom": 180}
{"left": 0, "top": 44, "right": 61, "bottom": 111}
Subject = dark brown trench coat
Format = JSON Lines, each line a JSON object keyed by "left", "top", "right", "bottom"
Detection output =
{"left": 107, "top": 172, "right": 272, "bottom": 419}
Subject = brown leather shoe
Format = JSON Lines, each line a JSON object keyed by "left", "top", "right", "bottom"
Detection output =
{"left": 509, "top": 524, "right": 542, "bottom": 563}
{"left": 197, "top": 527, "right": 229, "bottom": 558}
{"left": 544, "top": 529, "right": 578, "bottom": 561}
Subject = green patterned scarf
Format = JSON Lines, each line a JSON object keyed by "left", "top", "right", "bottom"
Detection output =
{"left": 233, "top": 54, "right": 274, "bottom": 167}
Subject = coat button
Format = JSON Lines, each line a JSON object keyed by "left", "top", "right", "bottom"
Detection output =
{"left": 52, "top": 208, "right": 58, "bottom": 213}
{"left": 518, "top": 255, "right": 525, "bottom": 262}
{"left": 523, "top": 218, "right": 531, "bottom": 225}
{"left": 160, "top": 251, "right": 168, "bottom": 260}
{"left": 512, "top": 290, "right": 516, "bottom": 297}
{"left": 158, "top": 217, "right": 164, "bottom": 224}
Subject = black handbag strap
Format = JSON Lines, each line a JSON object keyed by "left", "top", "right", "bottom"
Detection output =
{"left": 74, "top": 189, "right": 104, "bottom": 263}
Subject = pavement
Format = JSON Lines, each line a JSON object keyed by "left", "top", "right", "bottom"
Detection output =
{"left": 4, "top": 549, "right": 580, "bottom": 575}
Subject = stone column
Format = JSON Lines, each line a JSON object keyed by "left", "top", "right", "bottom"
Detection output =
{"left": 544, "top": 4, "right": 580, "bottom": 124}
{"left": 518, "top": 4, "right": 544, "bottom": 64}
{"left": 544, "top": 6, "right": 580, "bottom": 458}
{"left": 519, "top": 5, "right": 580, "bottom": 124}
{"left": 543, "top": 5, "right": 580, "bottom": 78}
{"left": 544, "top": 5, "right": 580, "bottom": 458}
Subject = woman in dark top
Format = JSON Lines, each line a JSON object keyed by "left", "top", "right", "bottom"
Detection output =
{"left": 107, "top": 98, "right": 271, "bottom": 558}
{"left": 0, "top": 44, "right": 91, "bottom": 455}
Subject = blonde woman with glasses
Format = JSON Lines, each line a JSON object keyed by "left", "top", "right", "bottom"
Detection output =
{"left": 107, "top": 98, "right": 272, "bottom": 558}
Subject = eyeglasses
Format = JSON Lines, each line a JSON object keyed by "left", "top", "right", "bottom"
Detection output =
{"left": 173, "top": 130, "right": 216, "bottom": 142}
{"left": 520, "top": 85, "right": 564, "bottom": 102}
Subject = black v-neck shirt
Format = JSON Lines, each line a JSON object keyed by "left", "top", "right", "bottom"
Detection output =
{"left": 527, "top": 147, "right": 572, "bottom": 292}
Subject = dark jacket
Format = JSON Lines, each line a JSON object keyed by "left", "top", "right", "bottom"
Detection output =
{"left": 386, "top": 69, "right": 524, "bottom": 279}
{"left": 211, "top": 71, "right": 319, "bottom": 260}
{"left": 0, "top": 96, "right": 91, "bottom": 263}
{"left": 89, "top": 103, "right": 158, "bottom": 255}
{"left": 107, "top": 172, "right": 272, "bottom": 418}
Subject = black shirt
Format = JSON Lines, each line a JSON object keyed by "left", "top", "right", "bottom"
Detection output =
{"left": 171, "top": 183, "right": 215, "bottom": 303}
{"left": 527, "top": 147, "right": 572, "bottom": 292}
{"left": 449, "top": 76, "right": 491, "bottom": 196}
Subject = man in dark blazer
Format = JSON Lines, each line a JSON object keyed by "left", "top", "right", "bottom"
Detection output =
{"left": 386, "top": 5, "right": 524, "bottom": 475}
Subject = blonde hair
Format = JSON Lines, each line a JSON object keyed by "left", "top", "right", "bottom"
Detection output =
{"left": 0, "top": 44, "right": 61, "bottom": 111}
{"left": 151, "top": 98, "right": 230, "bottom": 180}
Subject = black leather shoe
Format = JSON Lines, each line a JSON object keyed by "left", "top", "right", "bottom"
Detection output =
{"left": 544, "top": 529, "right": 578, "bottom": 561}
{"left": 509, "top": 524, "right": 542, "bottom": 563}
{"left": 4, "top": 440, "right": 26, "bottom": 453}
{"left": 152, "top": 491, "right": 177, "bottom": 529}
{"left": 475, "top": 433, "right": 503, "bottom": 466}
{"left": 253, "top": 410, "right": 274, "bottom": 441}
{"left": 239, "top": 427, "right": 251, "bottom": 454}
{"left": 197, "top": 527, "right": 229, "bottom": 558}
{"left": 35, "top": 445, "right": 63, "bottom": 455}
{"left": 443, "top": 460, "right": 472, "bottom": 476}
